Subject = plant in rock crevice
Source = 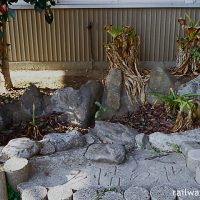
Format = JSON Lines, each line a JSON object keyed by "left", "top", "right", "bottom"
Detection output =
{"left": 27, "top": 101, "right": 42, "bottom": 139}
{"left": 95, "top": 101, "right": 108, "bottom": 120}
{"left": 149, "top": 88, "right": 200, "bottom": 132}
{"left": 104, "top": 25, "right": 150, "bottom": 105}
{"left": 173, "top": 14, "right": 200, "bottom": 77}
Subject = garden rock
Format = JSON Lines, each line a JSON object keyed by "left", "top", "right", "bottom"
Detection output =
{"left": 150, "top": 185, "right": 176, "bottom": 200}
{"left": 73, "top": 188, "right": 97, "bottom": 200}
{"left": 124, "top": 186, "right": 150, "bottom": 200}
{"left": 43, "top": 130, "right": 86, "bottom": 152}
{"left": 46, "top": 80, "right": 103, "bottom": 128}
{"left": 89, "top": 121, "right": 138, "bottom": 151}
{"left": 180, "top": 141, "right": 200, "bottom": 157}
{"left": 21, "top": 186, "right": 47, "bottom": 200}
{"left": 102, "top": 68, "right": 138, "bottom": 119}
{"left": 187, "top": 149, "right": 200, "bottom": 172}
{"left": 85, "top": 143, "right": 126, "bottom": 164}
{"left": 39, "top": 139, "right": 56, "bottom": 155}
{"left": 146, "top": 67, "right": 179, "bottom": 104}
{"left": 2, "top": 137, "right": 41, "bottom": 158}
{"left": 178, "top": 75, "right": 200, "bottom": 98}
{"left": 102, "top": 68, "right": 122, "bottom": 112}
{"left": 101, "top": 191, "right": 124, "bottom": 200}
{"left": 195, "top": 165, "right": 200, "bottom": 184}
{"left": 47, "top": 185, "right": 73, "bottom": 200}
{"left": 135, "top": 133, "right": 150, "bottom": 149}
{"left": 149, "top": 129, "right": 200, "bottom": 152}
{"left": 20, "top": 84, "right": 44, "bottom": 116}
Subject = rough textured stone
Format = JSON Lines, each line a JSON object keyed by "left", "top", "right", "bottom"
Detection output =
{"left": 43, "top": 130, "right": 86, "bottom": 152}
{"left": 178, "top": 75, "right": 200, "bottom": 99}
{"left": 150, "top": 185, "right": 176, "bottom": 200}
{"left": 73, "top": 188, "right": 97, "bottom": 200}
{"left": 46, "top": 80, "right": 103, "bottom": 128}
{"left": 135, "top": 133, "right": 149, "bottom": 149}
{"left": 101, "top": 191, "right": 124, "bottom": 200}
{"left": 149, "top": 129, "right": 200, "bottom": 152}
{"left": 180, "top": 141, "right": 200, "bottom": 157}
{"left": 102, "top": 68, "right": 122, "bottom": 112}
{"left": 47, "top": 185, "right": 73, "bottom": 200}
{"left": 187, "top": 149, "right": 200, "bottom": 172}
{"left": 0, "top": 166, "right": 8, "bottom": 200}
{"left": 20, "top": 84, "right": 44, "bottom": 116}
{"left": 21, "top": 186, "right": 47, "bottom": 200}
{"left": 195, "top": 165, "right": 200, "bottom": 184}
{"left": 176, "top": 186, "right": 200, "bottom": 200}
{"left": 102, "top": 69, "right": 139, "bottom": 119}
{"left": 124, "top": 186, "right": 150, "bottom": 200}
{"left": 2, "top": 138, "right": 41, "bottom": 158}
{"left": 18, "top": 149, "right": 200, "bottom": 195}
{"left": 85, "top": 143, "right": 126, "bottom": 164}
{"left": 89, "top": 121, "right": 138, "bottom": 151}
{"left": 146, "top": 67, "right": 180, "bottom": 104}
{"left": 39, "top": 139, "right": 56, "bottom": 155}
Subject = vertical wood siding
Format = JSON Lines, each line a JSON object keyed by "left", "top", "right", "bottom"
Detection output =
{"left": 7, "top": 8, "right": 200, "bottom": 62}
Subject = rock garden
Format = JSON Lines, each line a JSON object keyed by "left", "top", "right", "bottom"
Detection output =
{"left": 0, "top": 17, "right": 200, "bottom": 200}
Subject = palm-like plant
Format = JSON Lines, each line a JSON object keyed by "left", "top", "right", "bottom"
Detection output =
{"left": 149, "top": 88, "right": 200, "bottom": 132}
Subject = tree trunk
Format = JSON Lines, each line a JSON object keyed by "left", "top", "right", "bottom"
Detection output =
{"left": 0, "top": 20, "right": 13, "bottom": 90}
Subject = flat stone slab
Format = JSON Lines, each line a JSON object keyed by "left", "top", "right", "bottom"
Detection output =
{"left": 149, "top": 129, "right": 200, "bottom": 152}
{"left": 187, "top": 149, "right": 200, "bottom": 172}
{"left": 150, "top": 185, "right": 176, "bottom": 200}
{"left": 85, "top": 143, "right": 126, "bottom": 164}
{"left": 196, "top": 165, "right": 200, "bottom": 184}
{"left": 73, "top": 188, "right": 97, "bottom": 200}
{"left": 18, "top": 149, "right": 200, "bottom": 199}
{"left": 124, "top": 186, "right": 150, "bottom": 200}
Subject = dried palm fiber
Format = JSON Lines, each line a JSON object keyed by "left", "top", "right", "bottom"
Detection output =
{"left": 105, "top": 25, "right": 149, "bottom": 105}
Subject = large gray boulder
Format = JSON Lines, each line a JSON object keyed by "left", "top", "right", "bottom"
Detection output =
{"left": 2, "top": 138, "right": 41, "bottom": 159}
{"left": 178, "top": 75, "right": 200, "bottom": 98}
{"left": 102, "top": 68, "right": 139, "bottom": 119}
{"left": 43, "top": 130, "right": 86, "bottom": 152}
{"left": 85, "top": 143, "right": 126, "bottom": 164}
{"left": 149, "top": 129, "right": 200, "bottom": 152}
{"left": 146, "top": 67, "right": 180, "bottom": 104}
{"left": 89, "top": 121, "right": 138, "bottom": 151}
{"left": 45, "top": 80, "right": 103, "bottom": 128}
{"left": 20, "top": 84, "right": 44, "bottom": 116}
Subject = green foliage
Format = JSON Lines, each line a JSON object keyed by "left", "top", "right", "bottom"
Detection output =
{"left": 0, "top": 0, "right": 55, "bottom": 37}
{"left": 149, "top": 88, "right": 200, "bottom": 132}
{"left": 174, "top": 14, "right": 200, "bottom": 76}
{"left": 191, "top": 47, "right": 200, "bottom": 63}
{"left": 95, "top": 101, "right": 108, "bottom": 120}
{"left": 168, "top": 143, "right": 182, "bottom": 153}
{"left": 7, "top": 184, "right": 21, "bottom": 200}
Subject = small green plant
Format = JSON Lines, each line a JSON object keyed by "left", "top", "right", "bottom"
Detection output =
{"left": 149, "top": 88, "right": 200, "bottom": 132}
{"left": 27, "top": 101, "right": 42, "bottom": 139}
{"left": 95, "top": 101, "right": 108, "bottom": 120}
{"left": 7, "top": 184, "right": 20, "bottom": 200}
{"left": 168, "top": 143, "right": 182, "bottom": 153}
